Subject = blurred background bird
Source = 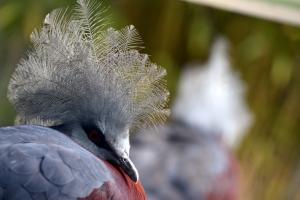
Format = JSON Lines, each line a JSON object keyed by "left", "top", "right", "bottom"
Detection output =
{"left": 0, "top": 0, "right": 169, "bottom": 199}
{"left": 131, "top": 37, "right": 253, "bottom": 200}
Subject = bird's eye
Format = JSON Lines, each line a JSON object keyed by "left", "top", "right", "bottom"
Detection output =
{"left": 88, "top": 129, "right": 101, "bottom": 143}
{"left": 82, "top": 125, "right": 108, "bottom": 149}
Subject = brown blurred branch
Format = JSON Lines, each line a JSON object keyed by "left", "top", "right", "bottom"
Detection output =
{"left": 183, "top": 0, "right": 300, "bottom": 26}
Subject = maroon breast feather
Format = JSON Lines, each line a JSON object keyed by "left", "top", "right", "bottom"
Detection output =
{"left": 81, "top": 160, "right": 147, "bottom": 200}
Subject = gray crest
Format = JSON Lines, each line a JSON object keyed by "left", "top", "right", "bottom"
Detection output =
{"left": 8, "top": 0, "right": 169, "bottom": 131}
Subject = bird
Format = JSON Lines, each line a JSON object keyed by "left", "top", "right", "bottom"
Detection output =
{"left": 131, "top": 37, "right": 253, "bottom": 200}
{"left": 0, "top": 0, "right": 169, "bottom": 199}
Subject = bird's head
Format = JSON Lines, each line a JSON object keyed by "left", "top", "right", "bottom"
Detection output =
{"left": 7, "top": 0, "right": 169, "bottom": 182}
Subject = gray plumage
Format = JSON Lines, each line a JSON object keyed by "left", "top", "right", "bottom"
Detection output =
{"left": 8, "top": 0, "right": 169, "bottom": 129}
{"left": 131, "top": 122, "right": 231, "bottom": 200}
{"left": 0, "top": 125, "right": 110, "bottom": 200}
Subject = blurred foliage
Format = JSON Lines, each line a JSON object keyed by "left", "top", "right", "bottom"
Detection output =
{"left": 0, "top": 0, "right": 300, "bottom": 199}
{"left": 266, "top": 0, "right": 300, "bottom": 8}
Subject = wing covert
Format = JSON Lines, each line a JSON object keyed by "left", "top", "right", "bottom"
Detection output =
{"left": 0, "top": 126, "right": 111, "bottom": 200}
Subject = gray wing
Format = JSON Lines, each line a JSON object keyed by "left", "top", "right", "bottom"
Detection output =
{"left": 0, "top": 125, "right": 111, "bottom": 200}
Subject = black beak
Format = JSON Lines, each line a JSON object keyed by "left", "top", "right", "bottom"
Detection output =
{"left": 118, "top": 157, "right": 138, "bottom": 183}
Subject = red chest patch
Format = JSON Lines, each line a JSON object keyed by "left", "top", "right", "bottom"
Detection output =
{"left": 80, "top": 161, "right": 147, "bottom": 200}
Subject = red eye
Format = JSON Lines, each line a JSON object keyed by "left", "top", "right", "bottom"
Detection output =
{"left": 88, "top": 130, "right": 100, "bottom": 142}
